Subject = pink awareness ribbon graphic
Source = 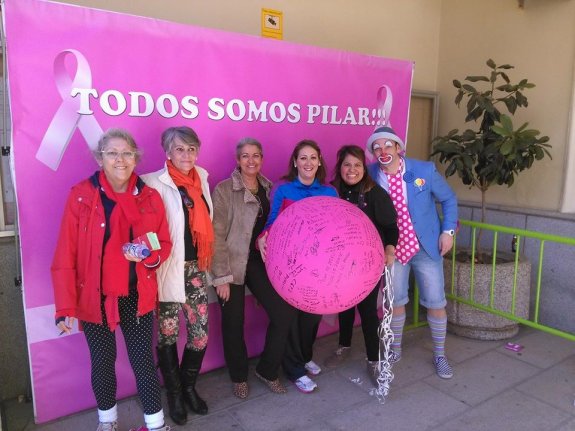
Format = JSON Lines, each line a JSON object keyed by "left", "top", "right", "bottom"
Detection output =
{"left": 376, "top": 84, "right": 393, "bottom": 128}
{"left": 36, "top": 49, "right": 103, "bottom": 171}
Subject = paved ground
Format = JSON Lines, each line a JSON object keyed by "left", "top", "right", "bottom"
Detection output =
{"left": 4, "top": 325, "right": 575, "bottom": 431}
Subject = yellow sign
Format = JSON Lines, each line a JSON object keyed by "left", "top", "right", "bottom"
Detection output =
{"left": 261, "top": 8, "right": 283, "bottom": 40}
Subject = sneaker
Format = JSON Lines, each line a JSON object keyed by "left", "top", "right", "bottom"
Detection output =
{"left": 97, "top": 422, "right": 118, "bottom": 431}
{"left": 389, "top": 350, "right": 402, "bottom": 364}
{"left": 324, "top": 346, "right": 351, "bottom": 368}
{"left": 294, "top": 375, "right": 317, "bottom": 393}
{"left": 433, "top": 355, "right": 453, "bottom": 379}
{"left": 304, "top": 360, "right": 322, "bottom": 375}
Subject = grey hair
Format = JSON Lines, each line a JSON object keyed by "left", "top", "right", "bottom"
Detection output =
{"left": 235, "top": 137, "right": 263, "bottom": 160}
{"left": 161, "top": 126, "right": 201, "bottom": 153}
{"left": 93, "top": 128, "right": 141, "bottom": 163}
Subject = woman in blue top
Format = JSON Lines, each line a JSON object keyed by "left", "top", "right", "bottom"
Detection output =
{"left": 259, "top": 139, "right": 337, "bottom": 393}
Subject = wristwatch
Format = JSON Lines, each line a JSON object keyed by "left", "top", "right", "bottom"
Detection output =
{"left": 442, "top": 229, "right": 455, "bottom": 236}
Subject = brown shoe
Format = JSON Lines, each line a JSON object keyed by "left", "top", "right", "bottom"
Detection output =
{"left": 232, "top": 382, "right": 249, "bottom": 399}
{"left": 255, "top": 371, "right": 287, "bottom": 394}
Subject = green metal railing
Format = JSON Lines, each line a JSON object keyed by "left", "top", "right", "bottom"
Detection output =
{"left": 429, "top": 219, "right": 575, "bottom": 341}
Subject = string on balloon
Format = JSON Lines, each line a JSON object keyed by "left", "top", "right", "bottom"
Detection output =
{"left": 372, "top": 265, "right": 395, "bottom": 402}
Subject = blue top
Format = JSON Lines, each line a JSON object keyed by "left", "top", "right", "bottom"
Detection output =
{"left": 367, "top": 157, "right": 458, "bottom": 261}
{"left": 264, "top": 178, "right": 338, "bottom": 230}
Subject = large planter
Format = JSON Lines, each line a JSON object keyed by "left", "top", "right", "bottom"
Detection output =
{"left": 444, "top": 253, "right": 531, "bottom": 340}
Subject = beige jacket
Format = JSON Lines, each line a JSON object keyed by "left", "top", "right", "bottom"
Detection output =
{"left": 211, "top": 168, "right": 272, "bottom": 287}
{"left": 141, "top": 163, "right": 213, "bottom": 303}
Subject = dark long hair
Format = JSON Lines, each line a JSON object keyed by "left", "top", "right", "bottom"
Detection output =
{"left": 281, "top": 139, "right": 327, "bottom": 184}
{"left": 331, "top": 144, "right": 376, "bottom": 194}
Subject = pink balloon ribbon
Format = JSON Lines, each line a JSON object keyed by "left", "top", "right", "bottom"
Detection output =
{"left": 36, "top": 49, "right": 103, "bottom": 171}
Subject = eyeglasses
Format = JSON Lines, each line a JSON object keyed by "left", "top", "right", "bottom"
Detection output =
{"left": 101, "top": 150, "right": 137, "bottom": 160}
{"left": 178, "top": 187, "right": 194, "bottom": 208}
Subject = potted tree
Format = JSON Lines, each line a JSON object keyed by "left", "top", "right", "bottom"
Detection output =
{"left": 431, "top": 59, "right": 551, "bottom": 339}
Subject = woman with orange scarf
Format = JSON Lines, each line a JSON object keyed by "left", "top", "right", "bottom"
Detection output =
{"left": 142, "top": 126, "right": 214, "bottom": 426}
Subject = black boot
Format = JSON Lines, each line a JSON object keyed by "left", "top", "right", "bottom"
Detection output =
{"left": 157, "top": 344, "right": 188, "bottom": 425}
{"left": 180, "top": 347, "right": 208, "bottom": 415}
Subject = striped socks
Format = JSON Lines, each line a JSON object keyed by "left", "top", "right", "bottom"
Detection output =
{"left": 390, "top": 312, "right": 406, "bottom": 356}
{"left": 427, "top": 314, "right": 447, "bottom": 358}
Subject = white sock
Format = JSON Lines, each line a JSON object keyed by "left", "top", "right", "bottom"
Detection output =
{"left": 144, "top": 409, "right": 165, "bottom": 430}
{"left": 98, "top": 404, "right": 117, "bottom": 423}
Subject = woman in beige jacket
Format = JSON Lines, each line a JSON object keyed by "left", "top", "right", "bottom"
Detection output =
{"left": 211, "top": 137, "right": 296, "bottom": 399}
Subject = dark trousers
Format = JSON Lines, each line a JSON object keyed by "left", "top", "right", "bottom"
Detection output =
{"left": 220, "top": 253, "right": 297, "bottom": 382}
{"left": 338, "top": 282, "right": 382, "bottom": 361}
{"left": 83, "top": 291, "right": 162, "bottom": 414}
{"left": 282, "top": 309, "right": 322, "bottom": 382}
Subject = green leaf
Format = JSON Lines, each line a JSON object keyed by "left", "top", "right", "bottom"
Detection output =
{"left": 503, "top": 97, "right": 517, "bottom": 114}
{"left": 454, "top": 90, "right": 464, "bottom": 106}
{"left": 445, "top": 162, "right": 457, "bottom": 177}
{"left": 466, "top": 75, "right": 490, "bottom": 82}
{"left": 491, "top": 125, "right": 508, "bottom": 136}
{"left": 465, "top": 106, "right": 483, "bottom": 122}
{"left": 500, "top": 114, "right": 513, "bottom": 131}
{"left": 524, "top": 83, "right": 535, "bottom": 89}
{"left": 462, "top": 84, "right": 477, "bottom": 92}
{"left": 516, "top": 91, "right": 527, "bottom": 107}
{"left": 500, "top": 72, "right": 510, "bottom": 84}
{"left": 486, "top": 59, "right": 496, "bottom": 69}
{"left": 466, "top": 94, "right": 477, "bottom": 113}
{"left": 500, "top": 140, "right": 514, "bottom": 155}
{"left": 453, "top": 79, "right": 462, "bottom": 88}
{"left": 499, "top": 64, "right": 514, "bottom": 70}
{"left": 490, "top": 71, "right": 498, "bottom": 83}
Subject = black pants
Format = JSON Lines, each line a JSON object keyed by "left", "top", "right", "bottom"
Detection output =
{"left": 83, "top": 290, "right": 162, "bottom": 414}
{"left": 282, "top": 309, "right": 322, "bottom": 382}
{"left": 220, "top": 253, "right": 297, "bottom": 382}
{"left": 338, "top": 282, "right": 382, "bottom": 361}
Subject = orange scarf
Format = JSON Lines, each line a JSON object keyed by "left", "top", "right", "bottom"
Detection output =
{"left": 167, "top": 161, "right": 214, "bottom": 270}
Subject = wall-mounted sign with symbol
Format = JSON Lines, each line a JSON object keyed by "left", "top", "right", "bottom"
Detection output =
{"left": 261, "top": 8, "right": 283, "bottom": 40}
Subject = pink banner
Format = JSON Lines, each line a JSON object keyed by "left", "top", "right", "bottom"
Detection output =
{"left": 3, "top": 0, "right": 413, "bottom": 422}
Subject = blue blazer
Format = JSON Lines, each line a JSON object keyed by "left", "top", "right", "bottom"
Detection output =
{"left": 368, "top": 158, "right": 458, "bottom": 261}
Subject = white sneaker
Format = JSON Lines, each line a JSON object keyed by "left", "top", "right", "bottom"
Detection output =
{"left": 304, "top": 360, "right": 322, "bottom": 375}
{"left": 294, "top": 375, "right": 317, "bottom": 393}
{"left": 97, "top": 422, "right": 118, "bottom": 431}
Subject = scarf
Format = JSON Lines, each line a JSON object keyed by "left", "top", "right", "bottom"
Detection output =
{"left": 99, "top": 171, "right": 141, "bottom": 330}
{"left": 167, "top": 161, "right": 214, "bottom": 270}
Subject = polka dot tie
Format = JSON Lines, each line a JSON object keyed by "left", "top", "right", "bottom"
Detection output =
{"left": 386, "top": 163, "right": 420, "bottom": 265}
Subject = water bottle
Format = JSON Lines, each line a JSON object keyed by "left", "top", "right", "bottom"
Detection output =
{"left": 122, "top": 243, "right": 151, "bottom": 259}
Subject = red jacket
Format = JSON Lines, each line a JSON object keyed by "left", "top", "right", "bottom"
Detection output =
{"left": 51, "top": 175, "right": 172, "bottom": 325}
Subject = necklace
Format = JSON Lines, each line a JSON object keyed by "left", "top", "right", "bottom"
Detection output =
{"left": 243, "top": 177, "right": 259, "bottom": 195}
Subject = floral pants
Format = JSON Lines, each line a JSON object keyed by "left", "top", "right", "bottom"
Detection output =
{"left": 158, "top": 260, "right": 208, "bottom": 351}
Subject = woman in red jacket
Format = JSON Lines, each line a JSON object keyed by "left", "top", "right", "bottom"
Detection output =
{"left": 51, "top": 129, "right": 173, "bottom": 431}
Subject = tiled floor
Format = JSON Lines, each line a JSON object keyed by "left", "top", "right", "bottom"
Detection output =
{"left": 4, "top": 325, "right": 575, "bottom": 431}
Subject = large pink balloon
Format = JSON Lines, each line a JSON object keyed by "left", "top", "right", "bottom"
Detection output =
{"left": 265, "top": 196, "right": 385, "bottom": 314}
